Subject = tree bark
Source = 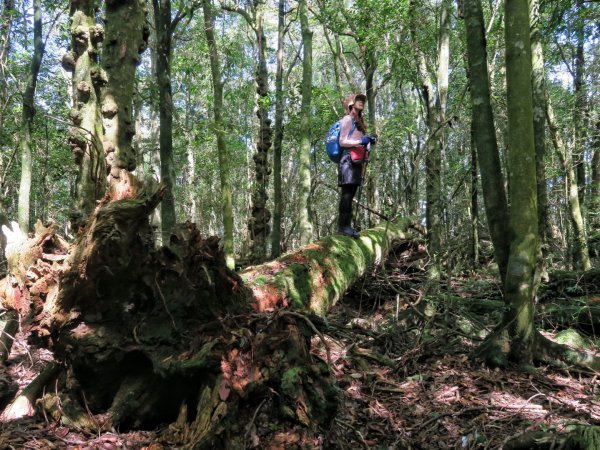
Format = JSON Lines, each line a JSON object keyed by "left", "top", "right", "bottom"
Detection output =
{"left": 590, "top": 119, "right": 600, "bottom": 240}
{"left": 17, "top": 0, "right": 44, "bottom": 232}
{"left": 502, "top": 0, "right": 538, "bottom": 365}
{"left": 529, "top": 0, "right": 549, "bottom": 254}
{"left": 470, "top": 121, "right": 479, "bottom": 269}
{"left": 152, "top": 0, "right": 176, "bottom": 242}
{"left": 271, "top": 0, "right": 285, "bottom": 258}
{"left": 241, "top": 220, "right": 410, "bottom": 316}
{"left": 409, "top": 0, "right": 449, "bottom": 276}
{"left": 463, "top": 0, "right": 510, "bottom": 284}
{"left": 297, "top": 0, "right": 313, "bottom": 246}
{"left": 202, "top": 0, "right": 235, "bottom": 269}
{"left": 573, "top": 0, "right": 586, "bottom": 207}
{"left": 547, "top": 98, "right": 591, "bottom": 270}
{"left": 248, "top": 6, "right": 273, "bottom": 263}
{"left": 66, "top": 0, "right": 106, "bottom": 229}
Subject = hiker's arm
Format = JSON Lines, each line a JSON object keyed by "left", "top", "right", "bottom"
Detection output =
{"left": 339, "top": 116, "right": 363, "bottom": 148}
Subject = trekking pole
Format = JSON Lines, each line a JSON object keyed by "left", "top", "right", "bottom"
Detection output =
{"left": 353, "top": 198, "right": 390, "bottom": 221}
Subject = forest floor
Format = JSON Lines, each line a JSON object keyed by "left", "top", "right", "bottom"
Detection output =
{"left": 1, "top": 243, "right": 599, "bottom": 449}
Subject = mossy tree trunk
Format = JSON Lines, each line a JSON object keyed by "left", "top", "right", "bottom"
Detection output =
{"left": 202, "top": 0, "right": 235, "bottom": 269}
{"left": 573, "top": 0, "right": 586, "bottom": 207}
{"left": 0, "top": 0, "right": 14, "bottom": 136}
{"left": 547, "top": 97, "right": 591, "bottom": 270}
{"left": 469, "top": 121, "right": 479, "bottom": 268}
{"left": 249, "top": 6, "right": 273, "bottom": 263}
{"left": 17, "top": 0, "right": 44, "bottom": 232}
{"left": 222, "top": 0, "right": 273, "bottom": 264}
{"left": 101, "top": 0, "right": 147, "bottom": 181}
{"left": 591, "top": 120, "right": 600, "bottom": 237}
{"left": 409, "top": 0, "right": 450, "bottom": 277}
{"left": 152, "top": 0, "right": 175, "bottom": 242}
{"left": 297, "top": 0, "right": 313, "bottom": 246}
{"left": 270, "top": 0, "right": 285, "bottom": 258}
{"left": 529, "top": 0, "right": 550, "bottom": 256}
{"left": 241, "top": 221, "right": 410, "bottom": 316}
{"left": 64, "top": 0, "right": 106, "bottom": 229}
{"left": 463, "top": 0, "right": 510, "bottom": 284}
{"left": 502, "top": 0, "right": 538, "bottom": 365}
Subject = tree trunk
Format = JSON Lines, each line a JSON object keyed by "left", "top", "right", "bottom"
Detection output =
{"left": 470, "top": 121, "right": 479, "bottom": 269}
{"left": 364, "top": 48, "right": 379, "bottom": 227}
{"left": 202, "top": 0, "right": 235, "bottom": 269}
{"left": 65, "top": 0, "right": 106, "bottom": 229}
{"left": 17, "top": 0, "right": 44, "bottom": 232}
{"left": 529, "top": 0, "right": 549, "bottom": 255}
{"left": 248, "top": 8, "right": 273, "bottom": 263}
{"left": 297, "top": 0, "right": 313, "bottom": 246}
{"left": 589, "top": 120, "right": 600, "bottom": 241}
{"left": 409, "top": 0, "right": 449, "bottom": 276}
{"left": 271, "top": 0, "right": 285, "bottom": 258}
{"left": 502, "top": 0, "right": 538, "bottom": 365}
{"left": 546, "top": 98, "right": 591, "bottom": 270}
{"left": 0, "top": 0, "right": 14, "bottom": 132}
{"left": 573, "top": 0, "right": 586, "bottom": 207}
{"left": 241, "top": 220, "right": 410, "bottom": 316}
{"left": 153, "top": 0, "right": 176, "bottom": 242}
{"left": 463, "top": 0, "right": 510, "bottom": 284}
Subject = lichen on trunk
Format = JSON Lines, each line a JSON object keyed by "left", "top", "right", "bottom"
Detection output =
{"left": 101, "top": 0, "right": 149, "bottom": 186}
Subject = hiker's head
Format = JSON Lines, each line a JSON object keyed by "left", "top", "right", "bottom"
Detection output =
{"left": 344, "top": 93, "right": 367, "bottom": 114}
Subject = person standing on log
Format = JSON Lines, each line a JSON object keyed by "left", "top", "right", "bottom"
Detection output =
{"left": 337, "top": 93, "right": 377, "bottom": 238}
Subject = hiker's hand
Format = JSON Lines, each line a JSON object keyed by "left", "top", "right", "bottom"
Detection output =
{"left": 368, "top": 135, "right": 377, "bottom": 145}
{"left": 361, "top": 136, "right": 372, "bottom": 146}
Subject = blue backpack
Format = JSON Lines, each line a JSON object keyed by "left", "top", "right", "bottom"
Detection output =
{"left": 325, "top": 118, "right": 355, "bottom": 163}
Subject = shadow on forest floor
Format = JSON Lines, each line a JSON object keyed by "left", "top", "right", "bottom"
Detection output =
{"left": 0, "top": 242, "right": 599, "bottom": 449}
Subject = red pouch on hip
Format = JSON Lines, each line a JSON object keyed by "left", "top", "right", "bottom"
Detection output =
{"left": 349, "top": 146, "right": 368, "bottom": 163}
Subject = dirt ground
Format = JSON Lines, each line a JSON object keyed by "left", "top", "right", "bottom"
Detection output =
{"left": 1, "top": 247, "right": 599, "bottom": 449}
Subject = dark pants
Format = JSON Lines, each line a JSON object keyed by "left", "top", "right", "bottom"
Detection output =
{"left": 338, "top": 184, "right": 359, "bottom": 229}
{"left": 337, "top": 152, "right": 363, "bottom": 230}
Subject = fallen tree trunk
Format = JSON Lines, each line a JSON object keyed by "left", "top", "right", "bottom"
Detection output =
{"left": 241, "top": 220, "right": 410, "bottom": 315}
{"left": 540, "top": 269, "right": 600, "bottom": 299}
{"left": 0, "top": 188, "right": 410, "bottom": 447}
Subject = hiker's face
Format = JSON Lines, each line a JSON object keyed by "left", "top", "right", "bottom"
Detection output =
{"left": 353, "top": 100, "right": 364, "bottom": 111}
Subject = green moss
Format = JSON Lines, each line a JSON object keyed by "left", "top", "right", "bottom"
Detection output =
{"left": 281, "top": 367, "right": 303, "bottom": 397}
{"left": 555, "top": 329, "right": 592, "bottom": 350}
{"left": 251, "top": 275, "right": 269, "bottom": 286}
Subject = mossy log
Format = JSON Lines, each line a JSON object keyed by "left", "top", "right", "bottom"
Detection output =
{"left": 3, "top": 188, "right": 390, "bottom": 447}
{"left": 541, "top": 269, "right": 600, "bottom": 299}
{"left": 0, "top": 185, "right": 411, "bottom": 445}
{"left": 241, "top": 220, "right": 410, "bottom": 316}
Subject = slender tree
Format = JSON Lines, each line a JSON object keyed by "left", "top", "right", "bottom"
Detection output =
{"left": 573, "top": 0, "right": 586, "bottom": 206}
{"left": 0, "top": 0, "right": 14, "bottom": 134}
{"left": 271, "top": 0, "right": 285, "bottom": 258}
{"left": 409, "top": 0, "right": 451, "bottom": 277}
{"left": 546, "top": 96, "right": 591, "bottom": 270}
{"left": 462, "top": 0, "right": 510, "bottom": 284}
{"left": 529, "top": 0, "right": 549, "bottom": 254}
{"left": 591, "top": 119, "right": 600, "bottom": 236}
{"left": 220, "top": 0, "right": 273, "bottom": 263}
{"left": 17, "top": 0, "right": 44, "bottom": 231}
{"left": 297, "top": 0, "right": 313, "bottom": 245}
{"left": 202, "top": 0, "right": 235, "bottom": 269}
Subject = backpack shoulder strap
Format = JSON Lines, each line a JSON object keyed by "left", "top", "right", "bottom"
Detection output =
{"left": 347, "top": 118, "right": 356, "bottom": 138}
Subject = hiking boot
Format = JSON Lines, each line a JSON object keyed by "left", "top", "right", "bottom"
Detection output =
{"left": 337, "top": 226, "right": 360, "bottom": 239}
